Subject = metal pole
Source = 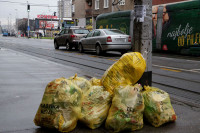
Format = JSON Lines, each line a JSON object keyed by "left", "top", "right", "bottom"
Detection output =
{"left": 51, "top": 13, "right": 53, "bottom": 39}
{"left": 58, "top": 0, "right": 61, "bottom": 30}
{"left": 27, "top": 1, "right": 30, "bottom": 38}
{"left": 133, "top": 0, "right": 152, "bottom": 86}
{"left": 8, "top": 17, "right": 9, "bottom": 34}
{"left": 61, "top": 0, "right": 63, "bottom": 30}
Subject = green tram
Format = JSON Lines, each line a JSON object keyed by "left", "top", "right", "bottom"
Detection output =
{"left": 96, "top": 0, "right": 200, "bottom": 55}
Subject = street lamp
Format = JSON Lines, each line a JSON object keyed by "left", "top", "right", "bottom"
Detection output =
{"left": 9, "top": 13, "right": 11, "bottom": 35}
{"left": 15, "top": 9, "right": 18, "bottom": 37}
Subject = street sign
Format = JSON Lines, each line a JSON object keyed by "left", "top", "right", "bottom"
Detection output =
{"left": 27, "top": 26, "right": 30, "bottom": 31}
{"left": 134, "top": 5, "right": 146, "bottom": 22}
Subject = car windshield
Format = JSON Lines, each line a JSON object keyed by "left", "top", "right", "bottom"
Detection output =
{"left": 74, "top": 29, "right": 89, "bottom": 34}
{"left": 103, "top": 29, "right": 126, "bottom": 35}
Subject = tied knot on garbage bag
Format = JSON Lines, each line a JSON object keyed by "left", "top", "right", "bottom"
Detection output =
{"left": 68, "top": 73, "right": 92, "bottom": 93}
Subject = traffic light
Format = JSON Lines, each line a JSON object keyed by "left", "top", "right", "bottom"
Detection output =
{"left": 54, "top": 12, "right": 56, "bottom": 16}
{"left": 27, "top": 4, "right": 30, "bottom": 12}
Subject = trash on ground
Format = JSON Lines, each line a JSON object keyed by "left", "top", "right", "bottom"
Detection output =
{"left": 34, "top": 77, "right": 82, "bottom": 132}
{"left": 80, "top": 86, "right": 112, "bottom": 129}
{"left": 142, "top": 86, "right": 177, "bottom": 127}
{"left": 105, "top": 84, "right": 144, "bottom": 132}
{"left": 101, "top": 52, "right": 146, "bottom": 94}
{"left": 34, "top": 52, "right": 177, "bottom": 132}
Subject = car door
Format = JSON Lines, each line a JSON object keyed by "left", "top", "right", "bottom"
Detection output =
{"left": 57, "top": 30, "right": 65, "bottom": 45}
{"left": 91, "top": 30, "right": 101, "bottom": 50}
{"left": 82, "top": 30, "right": 94, "bottom": 50}
{"left": 61, "top": 29, "right": 69, "bottom": 45}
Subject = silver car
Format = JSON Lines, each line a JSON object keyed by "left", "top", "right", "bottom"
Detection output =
{"left": 79, "top": 29, "right": 132, "bottom": 55}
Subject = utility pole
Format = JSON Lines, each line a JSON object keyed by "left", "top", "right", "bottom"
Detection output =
{"left": 27, "top": 1, "right": 30, "bottom": 38}
{"left": 58, "top": 0, "right": 61, "bottom": 30}
{"left": 133, "top": 0, "right": 152, "bottom": 86}
{"left": 8, "top": 17, "right": 9, "bottom": 34}
{"left": 51, "top": 12, "right": 56, "bottom": 39}
{"left": 61, "top": 0, "right": 64, "bottom": 30}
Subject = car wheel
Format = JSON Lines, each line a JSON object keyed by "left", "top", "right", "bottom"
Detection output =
{"left": 96, "top": 45, "right": 102, "bottom": 55}
{"left": 66, "top": 42, "right": 72, "bottom": 51}
{"left": 79, "top": 43, "right": 84, "bottom": 53}
{"left": 54, "top": 41, "right": 59, "bottom": 49}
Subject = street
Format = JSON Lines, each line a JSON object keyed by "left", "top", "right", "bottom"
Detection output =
{"left": 0, "top": 36, "right": 200, "bottom": 133}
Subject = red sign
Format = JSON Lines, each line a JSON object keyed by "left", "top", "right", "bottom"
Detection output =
{"left": 39, "top": 21, "right": 55, "bottom": 29}
{"left": 37, "top": 15, "right": 57, "bottom": 19}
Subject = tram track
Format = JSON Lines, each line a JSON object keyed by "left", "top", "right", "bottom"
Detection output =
{"left": 153, "top": 72, "right": 200, "bottom": 84}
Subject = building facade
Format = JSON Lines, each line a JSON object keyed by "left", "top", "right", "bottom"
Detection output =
{"left": 35, "top": 15, "right": 59, "bottom": 37}
{"left": 72, "top": 0, "right": 190, "bottom": 30}
{"left": 71, "top": 0, "right": 135, "bottom": 29}
{"left": 72, "top": 0, "right": 87, "bottom": 27}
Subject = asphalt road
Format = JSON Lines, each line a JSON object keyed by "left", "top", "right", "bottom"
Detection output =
{"left": 0, "top": 36, "right": 200, "bottom": 133}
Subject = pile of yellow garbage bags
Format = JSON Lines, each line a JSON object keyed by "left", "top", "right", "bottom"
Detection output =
{"left": 34, "top": 52, "right": 176, "bottom": 132}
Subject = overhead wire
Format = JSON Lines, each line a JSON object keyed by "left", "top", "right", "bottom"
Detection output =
{"left": 0, "top": 0, "right": 57, "bottom": 7}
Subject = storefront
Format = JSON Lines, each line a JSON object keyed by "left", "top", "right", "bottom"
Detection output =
{"left": 35, "top": 15, "right": 59, "bottom": 37}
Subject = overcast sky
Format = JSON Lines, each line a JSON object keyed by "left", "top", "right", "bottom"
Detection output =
{"left": 0, "top": 0, "right": 58, "bottom": 25}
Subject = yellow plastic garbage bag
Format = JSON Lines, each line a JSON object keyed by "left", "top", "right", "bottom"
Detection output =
{"left": 68, "top": 73, "right": 91, "bottom": 93}
{"left": 34, "top": 77, "right": 82, "bottom": 132}
{"left": 89, "top": 77, "right": 102, "bottom": 86}
{"left": 80, "top": 86, "right": 112, "bottom": 129}
{"left": 101, "top": 52, "right": 146, "bottom": 94}
{"left": 105, "top": 84, "right": 144, "bottom": 132}
{"left": 142, "top": 86, "right": 177, "bottom": 127}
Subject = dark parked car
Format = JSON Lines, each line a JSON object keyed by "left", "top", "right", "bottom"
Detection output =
{"left": 54, "top": 27, "right": 89, "bottom": 50}
{"left": 79, "top": 29, "right": 132, "bottom": 55}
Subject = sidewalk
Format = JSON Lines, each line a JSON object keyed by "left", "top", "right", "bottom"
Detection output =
{"left": 0, "top": 48, "right": 199, "bottom": 133}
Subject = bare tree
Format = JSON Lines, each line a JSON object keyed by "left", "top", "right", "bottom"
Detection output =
{"left": 18, "top": 19, "right": 28, "bottom": 36}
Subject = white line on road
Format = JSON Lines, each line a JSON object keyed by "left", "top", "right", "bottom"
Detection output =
{"left": 152, "top": 64, "right": 200, "bottom": 74}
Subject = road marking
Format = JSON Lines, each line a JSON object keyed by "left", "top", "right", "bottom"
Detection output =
{"left": 153, "top": 64, "right": 200, "bottom": 74}
{"left": 160, "top": 68, "right": 181, "bottom": 72}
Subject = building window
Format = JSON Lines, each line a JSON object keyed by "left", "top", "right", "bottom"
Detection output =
{"left": 118, "top": 0, "right": 125, "bottom": 5}
{"left": 95, "top": 0, "right": 99, "bottom": 10}
{"left": 104, "top": 0, "right": 109, "bottom": 8}
{"left": 72, "top": 4, "right": 75, "bottom": 12}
